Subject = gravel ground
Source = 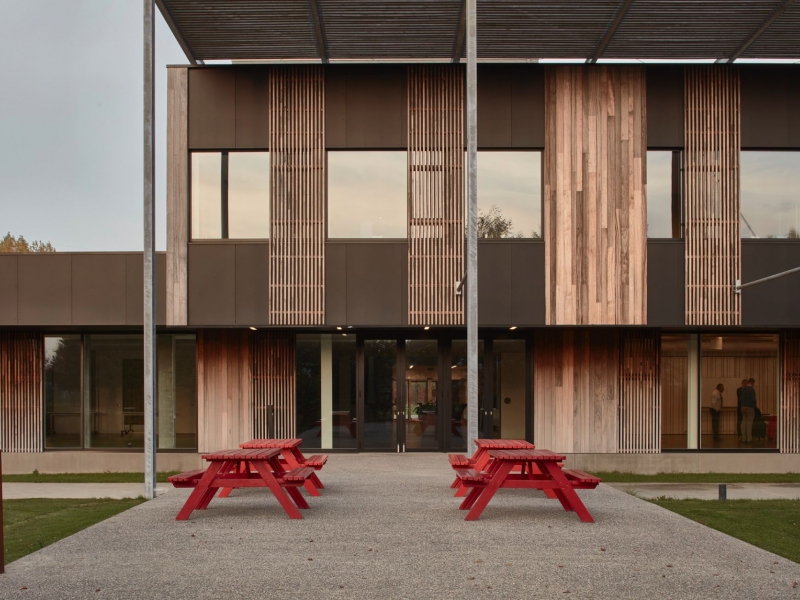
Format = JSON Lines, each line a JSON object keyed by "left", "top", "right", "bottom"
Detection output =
{"left": 1, "top": 453, "right": 798, "bottom": 599}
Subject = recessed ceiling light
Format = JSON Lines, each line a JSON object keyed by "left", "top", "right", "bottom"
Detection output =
{"left": 249, "top": 326, "right": 257, "bottom": 331}
{"left": 409, "top": 365, "right": 414, "bottom": 369}
{"left": 509, "top": 326, "right": 517, "bottom": 330}
{"left": 424, "top": 326, "right": 430, "bottom": 330}
{"left": 451, "top": 365, "right": 457, "bottom": 369}
{"left": 347, "top": 325, "right": 353, "bottom": 329}
{"left": 336, "top": 326, "right": 342, "bottom": 330}
{"left": 342, "top": 333, "right": 347, "bottom": 337}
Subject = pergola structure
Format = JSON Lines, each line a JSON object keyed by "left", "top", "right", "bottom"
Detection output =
{"left": 141, "top": 0, "right": 799, "bottom": 497}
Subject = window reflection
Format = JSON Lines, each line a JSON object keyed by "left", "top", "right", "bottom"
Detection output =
{"left": 191, "top": 153, "right": 222, "bottom": 239}
{"left": 647, "top": 151, "right": 674, "bottom": 238}
{"left": 451, "top": 340, "right": 483, "bottom": 451}
{"left": 405, "top": 340, "right": 438, "bottom": 450}
{"left": 44, "top": 336, "right": 82, "bottom": 449}
{"left": 328, "top": 152, "right": 407, "bottom": 238}
{"left": 741, "top": 152, "right": 800, "bottom": 239}
{"left": 478, "top": 152, "right": 541, "bottom": 238}
{"left": 228, "top": 152, "right": 270, "bottom": 239}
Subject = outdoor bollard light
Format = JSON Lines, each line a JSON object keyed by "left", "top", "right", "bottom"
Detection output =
{"left": 719, "top": 483, "right": 727, "bottom": 501}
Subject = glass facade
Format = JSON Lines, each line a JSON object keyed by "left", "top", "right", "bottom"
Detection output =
{"left": 478, "top": 151, "right": 542, "bottom": 238}
{"left": 647, "top": 151, "right": 674, "bottom": 238}
{"left": 450, "top": 340, "right": 483, "bottom": 451}
{"left": 44, "top": 336, "right": 82, "bottom": 448}
{"left": 363, "top": 340, "right": 398, "bottom": 449}
{"left": 191, "top": 152, "right": 223, "bottom": 239}
{"left": 405, "top": 340, "right": 438, "bottom": 450}
{"left": 741, "top": 152, "right": 800, "bottom": 239}
{"left": 328, "top": 151, "right": 407, "bottom": 238}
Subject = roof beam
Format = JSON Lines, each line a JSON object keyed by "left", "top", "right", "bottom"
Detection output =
{"left": 717, "top": 0, "right": 795, "bottom": 63}
{"left": 308, "top": 0, "right": 330, "bottom": 63}
{"left": 586, "top": 0, "right": 634, "bottom": 64}
{"left": 155, "top": 0, "right": 201, "bottom": 65}
{"left": 451, "top": 0, "right": 466, "bottom": 63}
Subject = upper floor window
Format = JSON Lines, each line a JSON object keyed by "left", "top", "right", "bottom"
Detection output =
{"left": 328, "top": 151, "right": 407, "bottom": 239}
{"left": 191, "top": 151, "right": 270, "bottom": 240}
{"left": 647, "top": 150, "right": 681, "bottom": 238}
{"left": 478, "top": 151, "right": 541, "bottom": 238}
{"left": 741, "top": 152, "right": 800, "bottom": 239}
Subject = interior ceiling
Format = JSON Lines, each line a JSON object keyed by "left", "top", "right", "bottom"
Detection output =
{"left": 157, "top": 0, "right": 800, "bottom": 63}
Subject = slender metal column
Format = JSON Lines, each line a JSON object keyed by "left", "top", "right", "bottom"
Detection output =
{"left": 143, "top": 0, "right": 157, "bottom": 499}
{"left": 466, "top": 0, "right": 479, "bottom": 453}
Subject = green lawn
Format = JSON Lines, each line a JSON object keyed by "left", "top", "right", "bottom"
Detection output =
{"left": 2, "top": 498, "right": 146, "bottom": 564}
{"left": 597, "top": 472, "right": 800, "bottom": 484}
{"left": 3, "top": 472, "right": 179, "bottom": 484}
{"left": 651, "top": 498, "right": 800, "bottom": 564}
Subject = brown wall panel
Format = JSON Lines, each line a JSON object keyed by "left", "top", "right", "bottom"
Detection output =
{"left": 512, "top": 67, "right": 545, "bottom": 148}
{"left": 188, "top": 68, "right": 236, "bottom": 149}
{"left": 324, "top": 68, "right": 347, "bottom": 148}
{"left": 71, "top": 255, "right": 126, "bottom": 325}
{"left": 188, "top": 244, "right": 236, "bottom": 326}
{"left": 742, "top": 241, "right": 800, "bottom": 327}
{"left": 125, "top": 254, "right": 166, "bottom": 326}
{"left": 478, "top": 242, "right": 512, "bottom": 325}
{"left": 0, "top": 332, "right": 42, "bottom": 452}
{"left": 17, "top": 254, "right": 72, "bottom": 325}
{"left": 510, "top": 242, "right": 545, "bottom": 325}
{"left": 647, "top": 66, "right": 684, "bottom": 148}
{"left": 478, "top": 66, "right": 512, "bottom": 147}
{"left": 234, "top": 244, "right": 270, "bottom": 325}
{"left": 346, "top": 66, "right": 405, "bottom": 148}
{"left": 741, "top": 66, "right": 800, "bottom": 148}
{"left": 167, "top": 67, "right": 189, "bottom": 326}
{"left": 324, "top": 243, "right": 347, "bottom": 326}
{"left": 346, "top": 242, "right": 405, "bottom": 326}
{"left": 0, "top": 256, "right": 18, "bottom": 325}
{"left": 235, "top": 68, "right": 270, "bottom": 148}
{"left": 647, "top": 240, "right": 685, "bottom": 326}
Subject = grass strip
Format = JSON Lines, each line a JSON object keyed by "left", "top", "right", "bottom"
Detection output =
{"left": 3, "top": 472, "right": 180, "bottom": 484}
{"left": 597, "top": 472, "right": 800, "bottom": 484}
{"left": 3, "top": 497, "right": 146, "bottom": 564}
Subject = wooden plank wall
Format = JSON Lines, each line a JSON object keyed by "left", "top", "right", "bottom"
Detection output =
{"left": 196, "top": 329, "right": 252, "bottom": 452}
{"left": 269, "top": 66, "right": 325, "bottom": 325}
{"left": 533, "top": 329, "right": 618, "bottom": 453}
{"left": 407, "top": 65, "right": 465, "bottom": 325}
{"left": 781, "top": 332, "right": 800, "bottom": 453}
{"left": 166, "top": 67, "right": 189, "bottom": 326}
{"left": 543, "top": 66, "right": 647, "bottom": 325}
{"left": 684, "top": 66, "right": 741, "bottom": 326}
{"left": 0, "top": 333, "right": 42, "bottom": 452}
{"left": 251, "top": 331, "right": 296, "bottom": 439}
{"left": 618, "top": 330, "right": 661, "bottom": 453}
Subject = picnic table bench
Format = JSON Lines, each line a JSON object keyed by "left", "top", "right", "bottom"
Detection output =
{"left": 449, "top": 439, "right": 537, "bottom": 497}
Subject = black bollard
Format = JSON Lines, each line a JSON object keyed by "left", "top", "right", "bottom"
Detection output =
{"left": 719, "top": 483, "right": 727, "bottom": 501}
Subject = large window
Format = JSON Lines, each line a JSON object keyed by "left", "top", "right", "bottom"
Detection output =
{"left": 191, "top": 151, "right": 270, "bottom": 239}
{"left": 478, "top": 151, "right": 541, "bottom": 238}
{"left": 647, "top": 151, "right": 680, "bottom": 238}
{"left": 44, "top": 336, "right": 82, "bottom": 448}
{"left": 741, "top": 152, "right": 800, "bottom": 239}
{"left": 328, "top": 151, "right": 407, "bottom": 238}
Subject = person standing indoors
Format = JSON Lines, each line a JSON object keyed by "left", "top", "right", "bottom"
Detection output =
{"left": 736, "top": 379, "right": 747, "bottom": 440}
{"left": 740, "top": 378, "right": 757, "bottom": 443}
{"left": 710, "top": 383, "right": 724, "bottom": 442}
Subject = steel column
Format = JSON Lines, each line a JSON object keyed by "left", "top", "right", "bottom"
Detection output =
{"left": 466, "top": 0, "right": 479, "bottom": 454}
{"left": 143, "top": 0, "right": 157, "bottom": 499}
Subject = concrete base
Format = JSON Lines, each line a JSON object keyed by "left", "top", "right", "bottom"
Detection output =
{"left": 2, "top": 452, "right": 202, "bottom": 474}
{"left": 567, "top": 452, "right": 800, "bottom": 474}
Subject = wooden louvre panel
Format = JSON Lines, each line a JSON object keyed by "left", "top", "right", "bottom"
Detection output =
{"left": 0, "top": 332, "right": 43, "bottom": 453}
{"left": 407, "top": 65, "right": 465, "bottom": 325}
{"left": 618, "top": 330, "right": 661, "bottom": 453}
{"left": 251, "top": 330, "right": 296, "bottom": 439}
{"left": 684, "top": 66, "right": 741, "bottom": 326}
{"left": 544, "top": 65, "right": 647, "bottom": 325}
{"left": 166, "top": 67, "right": 189, "bottom": 326}
{"left": 269, "top": 66, "right": 325, "bottom": 325}
{"left": 533, "top": 329, "right": 619, "bottom": 453}
{"left": 781, "top": 331, "right": 800, "bottom": 453}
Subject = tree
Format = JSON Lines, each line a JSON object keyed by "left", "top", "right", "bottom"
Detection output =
{"left": 0, "top": 233, "right": 56, "bottom": 252}
{"left": 788, "top": 227, "right": 799, "bottom": 239}
{"left": 477, "top": 205, "right": 522, "bottom": 239}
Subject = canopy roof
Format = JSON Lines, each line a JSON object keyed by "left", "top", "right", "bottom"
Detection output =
{"left": 156, "top": 0, "right": 800, "bottom": 64}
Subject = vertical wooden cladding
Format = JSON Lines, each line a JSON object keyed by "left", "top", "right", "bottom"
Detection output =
{"left": 781, "top": 332, "right": 800, "bottom": 453}
{"left": 0, "top": 333, "right": 42, "bottom": 452}
{"left": 167, "top": 67, "right": 189, "bottom": 326}
{"left": 251, "top": 331, "right": 296, "bottom": 439}
{"left": 407, "top": 66, "right": 465, "bottom": 325}
{"left": 197, "top": 329, "right": 251, "bottom": 452}
{"left": 269, "top": 66, "right": 325, "bottom": 325}
{"left": 684, "top": 67, "right": 741, "bottom": 326}
{"left": 533, "top": 329, "right": 618, "bottom": 454}
{"left": 618, "top": 330, "right": 660, "bottom": 453}
{"left": 544, "top": 66, "right": 647, "bottom": 326}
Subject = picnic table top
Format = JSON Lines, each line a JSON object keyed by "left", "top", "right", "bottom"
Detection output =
{"left": 241, "top": 438, "right": 302, "bottom": 449}
{"left": 202, "top": 448, "right": 281, "bottom": 461}
{"left": 474, "top": 439, "right": 535, "bottom": 450}
{"left": 487, "top": 449, "right": 566, "bottom": 461}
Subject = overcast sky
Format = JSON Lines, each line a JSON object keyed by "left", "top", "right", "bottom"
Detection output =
{"left": 0, "top": 0, "right": 188, "bottom": 251}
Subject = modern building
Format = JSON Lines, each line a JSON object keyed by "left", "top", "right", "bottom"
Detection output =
{"left": 1, "top": 1, "right": 800, "bottom": 474}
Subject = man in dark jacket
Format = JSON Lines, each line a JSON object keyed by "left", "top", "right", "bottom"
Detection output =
{"left": 740, "top": 378, "right": 757, "bottom": 443}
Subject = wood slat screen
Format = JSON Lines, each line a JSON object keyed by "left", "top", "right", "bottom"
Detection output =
{"left": 684, "top": 66, "right": 741, "bottom": 326}
{"left": 196, "top": 329, "right": 252, "bottom": 452}
{"left": 533, "top": 329, "right": 619, "bottom": 453}
{"left": 407, "top": 65, "right": 465, "bottom": 325}
{"left": 544, "top": 65, "right": 647, "bottom": 325}
{"left": 0, "top": 333, "right": 42, "bottom": 453}
{"left": 781, "top": 331, "right": 800, "bottom": 453}
{"left": 618, "top": 330, "right": 661, "bottom": 453}
{"left": 166, "top": 67, "right": 189, "bottom": 326}
{"left": 269, "top": 66, "right": 325, "bottom": 325}
{"left": 251, "top": 330, "right": 296, "bottom": 439}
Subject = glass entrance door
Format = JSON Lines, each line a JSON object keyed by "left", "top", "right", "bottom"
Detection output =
{"left": 404, "top": 340, "right": 438, "bottom": 450}
{"left": 362, "top": 340, "right": 398, "bottom": 450}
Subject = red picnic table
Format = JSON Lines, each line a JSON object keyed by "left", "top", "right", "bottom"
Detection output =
{"left": 455, "top": 449, "right": 601, "bottom": 522}
{"left": 449, "top": 439, "right": 536, "bottom": 497}
{"left": 170, "top": 448, "right": 314, "bottom": 521}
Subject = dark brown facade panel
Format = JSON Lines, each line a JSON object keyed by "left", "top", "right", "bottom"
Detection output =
{"left": 234, "top": 244, "right": 270, "bottom": 326}
{"left": 478, "top": 242, "right": 512, "bottom": 325}
{"left": 188, "top": 244, "right": 236, "bottom": 326}
{"left": 646, "top": 66, "right": 684, "bottom": 148}
{"left": 741, "top": 66, "right": 800, "bottom": 148}
{"left": 234, "top": 68, "right": 270, "bottom": 149}
{"left": 477, "top": 65, "right": 545, "bottom": 149}
{"left": 0, "top": 256, "right": 18, "bottom": 325}
{"left": 478, "top": 66, "right": 512, "bottom": 148}
{"left": 17, "top": 254, "right": 72, "bottom": 325}
{"left": 324, "top": 68, "right": 347, "bottom": 147}
{"left": 742, "top": 241, "right": 800, "bottom": 327}
{"left": 346, "top": 243, "right": 405, "bottom": 326}
{"left": 125, "top": 254, "right": 166, "bottom": 326}
{"left": 71, "top": 254, "right": 127, "bottom": 325}
{"left": 510, "top": 243, "right": 545, "bottom": 325}
{"left": 512, "top": 67, "right": 545, "bottom": 148}
{"left": 345, "top": 66, "right": 405, "bottom": 148}
{"left": 188, "top": 68, "right": 236, "bottom": 149}
{"left": 647, "top": 240, "right": 685, "bottom": 327}
{"left": 324, "top": 243, "right": 347, "bottom": 326}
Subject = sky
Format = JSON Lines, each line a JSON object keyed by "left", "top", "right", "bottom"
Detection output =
{"left": 0, "top": 0, "right": 188, "bottom": 251}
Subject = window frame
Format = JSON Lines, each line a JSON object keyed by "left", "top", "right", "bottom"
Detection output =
{"left": 739, "top": 149, "right": 800, "bottom": 241}
{"left": 646, "top": 148, "right": 684, "bottom": 240}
